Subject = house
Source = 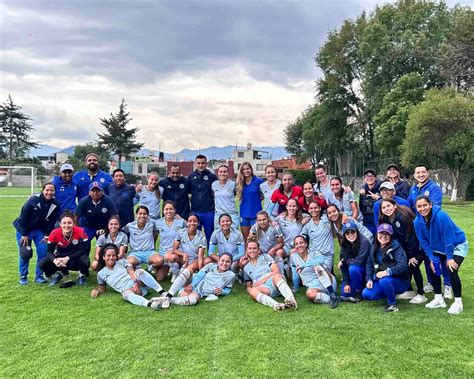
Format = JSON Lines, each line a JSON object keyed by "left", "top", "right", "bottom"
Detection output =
{"left": 233, "top": 143, "right": 272, "bottom": 177}
{"left": 271, "top": 156, "right": 312, "bottom": 174}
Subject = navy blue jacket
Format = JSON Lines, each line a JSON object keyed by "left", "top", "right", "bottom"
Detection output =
{"left": 339, "top": 233, "right": 371, "bottom": 283}
{"left": 73, "top": 169, "right": 113, "bottom": 200}
{"left": 408, "top": 179, "right": 442, "bottom": 211}
{"left": 373, "top": 195, "right": 410, "bottom": 226}
{"left": 366, "top": 240, "right": 409, "bottom": 285}
{"left": 13, "top": 194, "right": 60, "bottom": 236}
{"left": 159, "top": 176, "right": 191, "bottom": 219}
{"left": 394, "top": 180, "right": 410, "bottom": 200}
{"left": 75, "top": 194, "right": 118, "bottom": 230}
{"left": 52, "top": 175, "right": 78, "bottom": 214}
{"left": 359, "top": 179, "right": 382, "bottom": 229}
{"left": 106, "top": 183, "right": 136, "bottom": 226}
{"left": 188, "top": 169, "right": 217, "bottom": 213}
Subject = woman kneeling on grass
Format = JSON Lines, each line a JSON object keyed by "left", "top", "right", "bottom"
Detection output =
{"left": 240, "top": 240, "right": 297, "bottom": 311}
{"left": 414, "top": 195, "right": 468, "bottom": 315}
{"left": 91, "top": 243, "right": 167, "bottom": 310}
{"left": 248, "top": 210, "right": 284, "bottom": 257}
{"left": 362, "top": 223, "right": 409, "bottom": 312}
{"left": 39, "top": 211, "right": 90, "bottom": 286}
{"left": 292, "top": 235, "right": 339, "bottom": 308}
{"left": 154, "top": 253, "right": 236, "bottom": 307}
{"left": 91, "top": 216, "right": 128, "bottom": 271}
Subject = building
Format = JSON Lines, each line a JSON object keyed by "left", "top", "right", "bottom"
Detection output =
{"left": 233, "top": 143, "right": 272, "bottom": 177}
{"left": 271, "top": 156, "right": 312, "bottom": 174}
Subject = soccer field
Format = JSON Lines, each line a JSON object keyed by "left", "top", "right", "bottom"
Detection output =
{"left": 1, "top": 194, "right": 473, "bottom": 377}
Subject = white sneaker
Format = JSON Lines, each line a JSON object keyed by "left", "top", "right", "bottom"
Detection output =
{"left": 205, "top": 294, "right": 219, "bottom": 301}
{"left": 447, "top": 301, "right": 463, "bottom": 315}
{"left": 423, "top": 283, "right": 434, "bottom": 293}
{"left": 443, "top": 285, "right": 453, "bottom": 299}
{"left": 409, "top": 294, "right": 428, "bottom": 304}
{"left": 425, "top": 297, "right": 447, "bottom": 309}
{"left": 397, "top": 291, "right": 416, "bottom": 300}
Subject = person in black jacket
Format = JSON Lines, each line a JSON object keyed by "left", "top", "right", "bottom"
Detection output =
{"left": 338, "top": 220, "right": 372, "bottom": 302}
{"left": 358, "top": 169, "right": 382, "bottom": 236}
{"left": 159, "top": 164, "right": 191, "bottom": 219}
{"left": 13, "top": 183, "right": 60, "bottom": 285}
{"left": 379, "top": 199, "right": 426, "bottom": 304}
{"left": 362, "top": 223, "right": 409, "bottom": 312}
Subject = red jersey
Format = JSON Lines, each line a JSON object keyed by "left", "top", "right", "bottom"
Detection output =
{"left": 47, "top": 226, "right": 88, "bottom": 258}
{"left": 298, "top": 195, "right": 328, "bottom": 212}
{"left": 271, "top": 186, "right": 304, "bottom": 214}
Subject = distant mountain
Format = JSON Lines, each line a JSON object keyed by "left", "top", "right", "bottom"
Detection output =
{"left": 29, "top": 144, "right": 60, "bottom": 157}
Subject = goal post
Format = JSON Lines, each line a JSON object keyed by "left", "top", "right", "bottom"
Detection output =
{"left": 0, "top": 166, "right": 37, "bottom": 198}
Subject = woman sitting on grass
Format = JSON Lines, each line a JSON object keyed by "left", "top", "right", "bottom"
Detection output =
{"left": 91, "top": 216, "right": 128, "bottom": 271}
{"left": 292, "top": 235, "right": 339, "bottom": 308}
{"left": 240, "top": 240, "right": 297, "bottom": 311}
{"left": 39, "top": 211, "right": 90, "bottom": 286}
{"left": 155, "top": 253, "right": 236, "bottom": 306}
{"left": 91, "top": 243, "right": 167, "bottom": 310}
{"left": 248, "top": 210, "right": 284, "bottom": 257}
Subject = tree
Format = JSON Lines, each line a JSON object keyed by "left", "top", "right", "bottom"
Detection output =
{"left": 66, "top": 143, "right": 111, "bottom": 173}
{"left": 97, "top": 99, "right": 144, "bottom": 168}
{"left": 402, "top": 88, "right": 474, "bottom": 201}
{"left": 0, "top": 94, "right": 38, "bottom": 164}
{"left": 374, "top": 72, "right": 425, "bottom": 157}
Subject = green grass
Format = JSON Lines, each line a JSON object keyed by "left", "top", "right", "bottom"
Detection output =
{"left": 1, "top": 195, "right": 473, "bottom": 377}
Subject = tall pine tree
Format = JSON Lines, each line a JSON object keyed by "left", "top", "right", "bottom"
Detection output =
{"left": 97, "top": 99, "right": 144, "bottom": 168}
{"left": 0, "top": 94, "right": 38, "bottom": 164}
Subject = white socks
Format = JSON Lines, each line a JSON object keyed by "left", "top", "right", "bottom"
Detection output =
{"left": 171, "top": 295, "right": 198, "bottom": 306}
{"left": 256, "top": 293, "right": 278, "bottom": 308}
{"left": 168, "top": 268, "right": 192, "bottom": 296}
{"left": 275, "top": 279, "right": 294, "bottom": 300}
{"left": 313, "top": 293, "right": 330, "bottom": 304}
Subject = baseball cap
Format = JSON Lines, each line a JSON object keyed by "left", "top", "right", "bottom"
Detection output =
{"left": 386, "top": 163, "right": 400, "bottom": 171}
{"left": 377, "top": 223, "right": 393, "bottom": 235}
{"left": 380, "top": 181, "right": 395, "bottom": 191}
{"left": 342, "top": 220, "right": 358, "bottom": 234}
{"left": 364, "top": 168, "right": 377, "bottom": 177}
{"left": 60, "top": 163, "right": 74, "bottom": 172}
{"left": 88, "top": 181, "right": 103, "bottom": 191}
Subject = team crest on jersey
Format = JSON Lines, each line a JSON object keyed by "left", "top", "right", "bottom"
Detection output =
{"left": 179, "top": 184, "right": 185, "bottom": 189}
{"left": 72, "top": 239, "right": 79, "bottom": 245}
{"left": 26, "top": 246, "right": 32, "bottom": 251}
{"left": 395, "top": 221, "right": 400, "bottom": 228}
{"left": 102, "top": 207, "right": 108, "bottom": 213}
{"left": 100, "top": 178, "right": 105, "bottom": 183}
{"left": 424, "top": 191, "right": 430, "bottom": 196}
{"left": 204, "top": 175, "right": 209, "bottom": 180}
{"left": 227, "top": 187, "right": 233, "bottom": 193}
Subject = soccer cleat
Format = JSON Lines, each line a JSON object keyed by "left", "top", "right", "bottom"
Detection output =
{"left": 447, "top": 302, "right": 463, "bottom": 315}
{"left": 146, "top": 265, "right": 154, "bottom": 273}
{"left": 397, "top": 291, "right": 416, "bottom": 300}
{"left": 19, "top": 276, "right": 28, "bottom": 286}
{"left": 205, "top": 294, "right": 219, "bottom": 301}
{"left": 425, "top": 297, "right": 447, "bottom": 309}
{"left": 340, "top": 296, "right": 360, "bottom": 303}
{"left": 384, "top": 304, "right": 400, "bottom": 312}
{"left": 273, "top": 303, "right": 286, "bottom": 311}
{"left": 284, "top": 298, "right": 298, "bottom": 310}
{"left": 77, "top": 276, "right": 87, "bottom": 286}
{"left": 329, "top": 293, "right": 339, "bottom": 309}
{"left": 149, "top": 301, "right": 162, "bottom": 311}
{"left": 149, "top": 296, "right": 171, "bottom": 309}
{"left": 409, "top": 294, "right": 428, "bottom": 304}
{"left": 443, "top": 285, "right": 453, "bottom": 300}
{"left": 49, "top": 272, "right": 63, "bottom": 286}
{"left": 35, "top": 276, "right": 48, "bottom": 284}
{"left": 423, "top": 282, "right": 434, "bottom": 293}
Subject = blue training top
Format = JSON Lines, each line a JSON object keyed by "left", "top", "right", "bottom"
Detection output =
{"left": 52, "top": 175, "right": 78, "bottom": 214}
{"left": 408, "top": 179, "right": 442, "bottom": 211}
{"left": 73, "top": 169, "right": 113, "bottom": 201}
{"left": 240, "top": 176, "right": 263, "bottom": 218}
{"left": 106, "top": 183, "right": 136, "bottom": 226}
{"left": 75, "top": 194, "right": 118, "bottom": 230}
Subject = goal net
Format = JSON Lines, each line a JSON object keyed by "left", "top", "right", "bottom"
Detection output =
{"left": 0, "top": 166, "right": 38, "bottom": 198}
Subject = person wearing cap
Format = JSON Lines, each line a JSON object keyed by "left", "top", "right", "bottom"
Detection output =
{"left": 373, "top": 181, "right": 409, "bottom": 226}
{"left": 52, "top": 163, "right": 78, "bottom": 214}
{"left": 73, "top": 153, "right": 113, "bottom": 201}
{"left": 13, "top": 182, "right": 60, "bottom": 285}
{"left": 75, "top": 181, "right": 118, "bottom": 243}
{"left": 414, "top": 195, "right": 468, "bottom": 315}
{"left": 338, "top": 220, "right": 372, "bottom": 302}
{"left": 385, "top": 164, "right": 409, "bottom": 200}
{"left": 362, "top": 223, "right": 410, "bottom": 312}
{"left": 106, "top": 168, "right": 137, "bottom": 226}
{"left": 408, "top": 165, "right": 442, "bottom": 212}
{"left": 359, "top": 169, "right": 382, "bottom": 236}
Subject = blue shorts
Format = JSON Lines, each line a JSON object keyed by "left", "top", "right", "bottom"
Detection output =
{"left": 306, "top": 276, "right": 337, "bottom": 292}
{"left": 240, "top": 217, "right": 256, "bottom": 227}
{"left": 262, "top": 277, "right": 278, "bottom": 297}
{"left": 128, "top": 250, "right": 156, "bottom": 264}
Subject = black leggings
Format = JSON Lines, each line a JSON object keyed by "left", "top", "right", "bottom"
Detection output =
{"left": 39, "top": 255, "right": 90, "bottom": 277}
{"left": 408, "top": 259, "right": 424, "bottom": 295}
{"left": 431, "top": 254, "right": 464, "bottom": 297}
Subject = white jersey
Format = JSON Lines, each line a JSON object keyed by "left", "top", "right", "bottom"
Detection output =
{"left": 209, "top": 228, "right": 244, "bottom": 259}
{"left": 123, "top": 220, "right": 157, "bottom": 252}
{"left": 260, "top": 180, "right": 281, "bottom": 216}
{"left": 175, "top": 229, "right": 207, "bottom": 260}
{"left": 212, "top": 180, "right": 238, "bottom": 216}
{"left": 325, "top": 191, "right": 362, "bottom": 221}
{"left": 301, "top": 216, "right": 334, "bottom": 255}
{"left": 96, "top": 231, "right": 129, "bottom": 248}
{"left": 243, "top": 254, "right": 275, "bottom": 284}
{"left": 275, "top": 215, "right": 304, "bottom": 251}
{"left": 313, "top": 180, "right": 332, "bottom": 200}
{"left": 97, "top": 258, "right": 134, "bottom": 293}
{"left": 137, "top": 186, "right": 164, "bottom": 219}
{"left": 193, "top": 263, "right": 236, "bottom": 297}
{"left": 291, "top": 251, "right": 326, "bottom": 287}
{"left": 249, "top": 223, "right": 283, "bottom": 254}
{"left": 155, "top": 217, "right": 187, "bottom": 255}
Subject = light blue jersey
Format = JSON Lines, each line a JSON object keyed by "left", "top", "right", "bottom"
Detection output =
{"left": 209, "top": 228, "right": 245, "bottom": 261}
{"left": 96, "top": 231, "right": 129, "bottom": 248}
{"left": 136, "top": 186, "right": 164, "bottom": 220}
{"left": 192, "top": 263, "right": 236, "bottom": 297}
{"left": 301, "top": 216, "right": 334, "bottom": 269}
{"left": 243, "top": 254, "right": 275, "bottom": 283}
{"left": 212, "top": 180, "right": 239, "bottom": 227}
{"left": 260, "top": 180, "right": 281, "bottom": 218}
{"left": 291, "top": 252, "right": 336, "bottom": 290}
{"left": 249, "top": 223, "right": 283, "bottom": 254}
{"left": 275, "top": 215, "right": 304, "bottom": 252}
{"left": 333, "top": 218, "right": 374, "bottom": 244}
{"left": 176, "top": 228, "right": 207, "bottom": 261}
{"left": 155, "top": 217, "right": 187, "bottom": 255}
{"left": 326, "top": 191, "right": 362, "bottom": 221}
{"left": 313, "top": 180, "right": 332, "bottom": 200}
{"left": 97, "top": 258, "right": 134, "bottom": 293}
{"left": 123, "top": 220, "right": 157, "bottom": 253}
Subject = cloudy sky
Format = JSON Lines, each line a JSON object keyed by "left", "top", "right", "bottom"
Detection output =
{"left": 0, "top": 0, "right": 470, "bottom": 153}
